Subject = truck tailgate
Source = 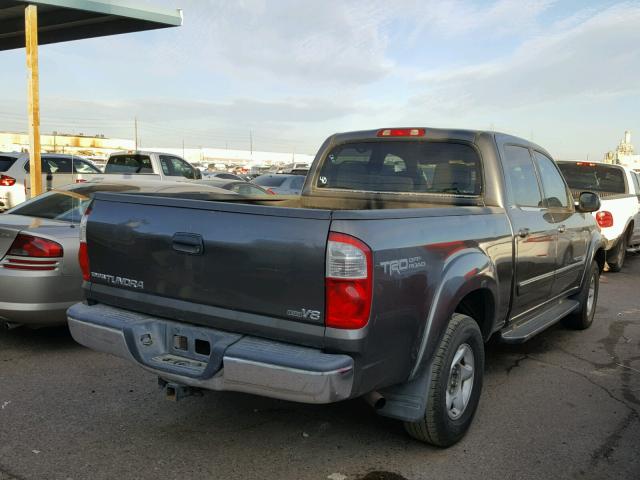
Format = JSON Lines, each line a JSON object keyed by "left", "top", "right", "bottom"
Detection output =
{"left": 86, "top": 193, "right": 330, "bottom": 330}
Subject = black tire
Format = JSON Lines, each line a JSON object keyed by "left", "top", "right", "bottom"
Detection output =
{"left": 607, "top": 234, "right": 628, "bottom": 272}
{"left": 404, "top": 313, "right": 484, "bottom": 447}
{"left": 563, "top": 261, "right": 599, "bottom": 330}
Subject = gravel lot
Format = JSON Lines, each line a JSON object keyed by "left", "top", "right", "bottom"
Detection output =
{"left": 1, "top": 255, "right": 639, "bottom": 480}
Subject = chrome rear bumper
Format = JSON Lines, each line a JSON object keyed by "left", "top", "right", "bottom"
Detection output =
{"left": 67, "top": 303, "right": 354, "bottom": 404}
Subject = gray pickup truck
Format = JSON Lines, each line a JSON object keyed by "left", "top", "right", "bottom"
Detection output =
{"left": 68, "top": 128, "right": 604, "bottom": 447}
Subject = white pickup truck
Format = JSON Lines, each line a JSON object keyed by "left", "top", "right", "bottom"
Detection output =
{"left": 101, "top": 151, "right": 202, "bottom": 181}
{"left": 558, "top": 161, "right": 640, "bottom": 271}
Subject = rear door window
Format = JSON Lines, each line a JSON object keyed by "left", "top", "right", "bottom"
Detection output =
{"left": 0, "top": 156, "right": 17, "bottom": 172}
{"left": 105, "top": 155, "right": 154, "bottom": 174}
{"left": 44, "top": 157, "right": 73, "bottom": 173}
{"left": 556, "top": 163, "right": 626, "bottom": 194}
{"left": 316, "top": 141, "right": 482, "bottom": 195}
{"left": 503, "top": 145, "right": 543, "bottom": 208}
{"left": 24, "top": 156, "right": 75, "bottom": 174}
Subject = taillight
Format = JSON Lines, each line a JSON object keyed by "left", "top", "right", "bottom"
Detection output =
{"left": 0, "top": 175, "right": 16, "bottom": 186}
{"left": 8, "top": 234, "right": 62, "bottom": 257}
{"left": 325, "top": 232, "right": 372, "bottom": 329}
{"left": 377, "top": 128, "right": 425, "bottom": 137}
{"left": 78, "top": 205, "right": 92, "bottom": 281}
{"left": 596, "top": 211, "right": 613, "bottom": 228}
{"left": 2, "top": 234, "right": 63, "bottom": 271}
{"left": 266, "top": 188, "right": 276, "bottom": 195}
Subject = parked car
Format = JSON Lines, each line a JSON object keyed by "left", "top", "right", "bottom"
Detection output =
{"left": 253, "top": 173, "right": 305, "bottom": 194}
{"left": 0, "top": 180, "right": 233, "bottom": 329}
{"left": 0, "top": 152, "right": 102, "bottom": 211}
{"left": 203, "top": 172, "right": 245, "bottom": 181}
{"left": 557, "top": 161, "right": 640, "bottom": 270}
{"left": 68, "top": 128, "right": 603, "bottom": 447}
{"left": 103, "top": 151, "right": 202, "bottom": 180}
{"left": 194, "top": 178, "right": 271, "bottom": 195}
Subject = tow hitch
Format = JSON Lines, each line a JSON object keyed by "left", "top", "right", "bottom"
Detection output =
{"left": 158, "top": 377, "right": 203, "bottom": 402}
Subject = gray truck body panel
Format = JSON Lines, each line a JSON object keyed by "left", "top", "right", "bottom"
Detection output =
{"left": 68, "top": 128, "right": 603, "bottom": 421}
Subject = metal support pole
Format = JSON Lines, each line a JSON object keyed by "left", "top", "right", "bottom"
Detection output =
{"left": 25, "top": 4, "right": 42, "bottom": 197}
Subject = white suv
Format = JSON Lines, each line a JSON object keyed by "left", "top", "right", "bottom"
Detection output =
{"left": 0, "top": 153, "right": 101, "bottom": 211}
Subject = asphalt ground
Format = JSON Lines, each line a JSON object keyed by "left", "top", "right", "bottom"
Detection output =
{"left": 1, "top": 255, "right": 639, "bottom": 480}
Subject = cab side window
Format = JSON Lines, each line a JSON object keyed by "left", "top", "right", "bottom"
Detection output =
{"left": 159, "top": 156, "right": 173, "bottom": 176}
{"left": 169, "top": 157, "right": 196, "bottom": 179}
{"left": 533, "top": 151, "right": 571, "bottom": 209}
{"left": 503, "top": 145, "right": 543, "bottom": 208}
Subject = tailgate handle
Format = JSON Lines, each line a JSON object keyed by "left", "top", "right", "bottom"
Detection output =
{"left": 172, "top": 233, "right": 204, "bottom": 255}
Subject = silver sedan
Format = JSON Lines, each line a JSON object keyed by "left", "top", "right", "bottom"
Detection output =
{"left": 0, "top": 180, "right": 232, "bottom": 328}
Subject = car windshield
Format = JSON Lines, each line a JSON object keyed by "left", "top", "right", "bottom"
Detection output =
{"left": 8, "top": 190, "right": 91, "bottom": 223}
{"left": 316, "top": 141, "right": 482, "bottom": 195}
{"left": 0, "top": 156, "right": 17, "bottom": 172}
{"left": 557, "top": 163, "right": 627, "bottom": 194}
{"left": 254, "top": 175, "right": 287, "bottom": 187}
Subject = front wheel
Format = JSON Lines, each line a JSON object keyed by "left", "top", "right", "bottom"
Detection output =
{"left": 404, "top": 313, "right": 484, "bottom": 447}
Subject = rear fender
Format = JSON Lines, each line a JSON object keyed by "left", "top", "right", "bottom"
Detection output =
{"left": 377, "top": 248, "right": 498, "bottom": 422}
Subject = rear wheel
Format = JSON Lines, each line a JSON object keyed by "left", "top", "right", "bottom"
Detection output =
{"left": 564, "top": 261, "right": 599, "bottom": 330}
{"left": 404, "top": 313, "right": 484, "bottom": 447}
{"left": 607, "top": 234, "right": 628, "bottom": 272}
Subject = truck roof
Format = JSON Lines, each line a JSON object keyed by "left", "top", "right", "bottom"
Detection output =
{"left": 328, "top": 128, "right": 551, "bottom": 156}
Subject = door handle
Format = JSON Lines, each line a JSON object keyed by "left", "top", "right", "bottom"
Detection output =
{"left": 518, "top": 228, "right": 530, "bottom": 238}
{"left": 172, "top": 233, "right": 204, "bottom": 255}
{"left": 558, "top": 225, "right": 566, "bottom": 233}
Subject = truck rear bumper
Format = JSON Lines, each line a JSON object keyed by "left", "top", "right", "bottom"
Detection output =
{"left": 67, "top": 303, "right": 354, "bottom": 404}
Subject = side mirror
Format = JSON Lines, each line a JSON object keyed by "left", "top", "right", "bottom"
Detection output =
{"left": 576, "top": 191, "right": 600, "bottom": 213}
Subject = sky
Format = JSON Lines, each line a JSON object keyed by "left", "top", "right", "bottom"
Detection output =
{"left": 1, "top": 0, "right": 639, "bottom": 159}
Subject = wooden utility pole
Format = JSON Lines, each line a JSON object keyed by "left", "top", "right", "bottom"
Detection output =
{"left": 25, "top": 5, "right": 42, "bottom": 197}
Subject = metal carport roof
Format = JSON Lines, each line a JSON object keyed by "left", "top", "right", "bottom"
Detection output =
{"left": 0, "top": 0, "right": 182, "bottom": 51}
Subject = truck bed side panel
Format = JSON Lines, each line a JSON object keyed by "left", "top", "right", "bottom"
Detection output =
{"left": 328, "top": 209, "right": 513, "bottom": 394}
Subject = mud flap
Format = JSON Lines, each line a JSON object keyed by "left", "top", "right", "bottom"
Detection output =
{"left": 376, "top": 358, "right": 434, "bottom": 422}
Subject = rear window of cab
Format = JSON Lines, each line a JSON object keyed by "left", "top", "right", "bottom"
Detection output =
{"left": 316, "top": 141, "right": 482, "bottom": 195}
{"left": 557, "top": 163, "right": 627, "bottom": 194}
{"left": 105, "top": 155, "right": 153, "bottom": 174}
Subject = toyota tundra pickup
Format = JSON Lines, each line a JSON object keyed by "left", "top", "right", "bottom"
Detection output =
{"left": 67, "top": 128, "right": 604, "bottom": 447}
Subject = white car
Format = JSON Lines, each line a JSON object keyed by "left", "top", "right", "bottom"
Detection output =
{"left": 558, "top": 161, "right": 640, "bottom": 271}
{"left": 0, "top": 152, "right": 101, "bottom": 211}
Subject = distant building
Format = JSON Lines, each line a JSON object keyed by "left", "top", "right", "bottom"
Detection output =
{"left": 0, "top": 131, "right": 314, "bottom": 170}
{"left": 0, "top": 131, "right": 134, "bottom": 160}
{"left": 603, "top": 131, "right": 640, "bottom": 169}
